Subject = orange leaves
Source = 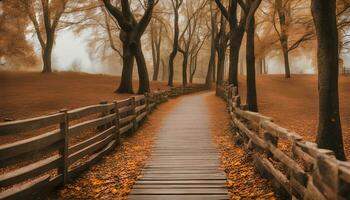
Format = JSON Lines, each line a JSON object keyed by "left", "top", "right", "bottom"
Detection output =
{"left": 54, "top": 99, "right": 177, "bottom": 200}
{"left": 206, "top": 94, "right": 276, "bottom": 199}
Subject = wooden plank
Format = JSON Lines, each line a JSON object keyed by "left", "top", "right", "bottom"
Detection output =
{"left": 267, "top": 143, "right": 307, "bottom": 186}
{"left": 233, "top": 118, "right": 267, "bottom": 149}
{"left": 260, "top": 120, "right": 303, "bottom": 141}
{"left": 119, "top": 105, "right": 133, "bottom": 114}
{"left": 0, "top": 155, "right": 61, "bottom": 187}
{"left": 68, "top": 103, "right": 114, "bottom": 120}
{"left": 132, "top": 185, "right": 227, "bottom": 189}
{"left": 0, "top": 175, "right": 50, "bottom": 200}
{"left": 135, "top": 180, "right": 227, "bottom": 185}
{"left": 136, "top": 112, "right": 147, "bottom": 123}
{"left": 257, "top": 157, "right": 290, "bottom": 193}
{"left": 128, "top": 195, "right": 229, "bottom": 200}
{"left": 68, "top": 113, "right": 115, "bottom": 136}
{"left": 0, "top": 129, "right": 62, "bottom": 160}
{"left": 130, "top": 188, "right": 227, "bottom": 195}
{"left": 0, "top": 141, "right": 63, "bottom": 168}
{"left": 68, "top": 134, "right": 114, "bottom": 165}
{"left": 68, "top": 126, "right": 115, "bottom": 154}
{"left": 68, "top": 141, "right": 116, "bottom": 179}
{"left": 129, "top": 92, "right": 228, "bottom": 199}
{"left": 119, "top": 123, "right": 133, "bottom": 135}
{"left": 234, "top": 108, "right": 272, "bottom": 123}
{"left": 0, "top": 112, "right": 64, "bottom": 135}
{"left": 134, "top": 95, "right": 145, "bottom": 102}
{"left": 135, "top": 104, "right": 147, "bottom": 113}
{"left": 119, "top": 115, "right": 134, "bottom": 125}
{"left": 117, "top": 98, "right": 132, "bottom": 108}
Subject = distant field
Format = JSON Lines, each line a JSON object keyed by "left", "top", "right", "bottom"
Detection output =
{"left": 238, "top": 74, "right": 350, "bottom": 157}
{"left": 0, "top": 71, "right": 178, "bottom": 121}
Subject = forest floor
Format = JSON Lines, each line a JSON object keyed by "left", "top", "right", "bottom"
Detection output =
{"left": 50, "top": 97, "right": 180, "bottom": 200}
{"left": 0, "top": 71, "right": 178, "bottom": 121}
{"left": 238, "top": 74, "right": 350, "bottom": 158}
{"left": 206, "top": 94, "right": 276, "bottom": 199}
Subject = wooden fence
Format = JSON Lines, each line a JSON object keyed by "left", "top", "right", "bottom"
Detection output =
{"left": 0, "top": 85, "right": 207, "bottom": 200}
{"left": 217, "top": 84, "right": 350, "bottom": 200}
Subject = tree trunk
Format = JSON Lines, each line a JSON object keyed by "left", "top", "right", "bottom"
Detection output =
{"left": 276, "top": 0, "right": 291, "bottom": 78}
{"left": 181, "top": 52, "right": 188, "bottom": 87}
{"left": 212, "top": 57, "right": 216, "bottom": 82}
{"left": 246, "top": 17, "right": 258, "bottom": 112}
{"left": 229, "top": 29, "right": 244, "bottom": 86}
{"left": 117, "top": 41, "right": 134, "bottom": 93}
{"left": 216, "top": 46, "right": 226, "bottom": 86}
{"left": 311, "top": 0, "right": 346, "bottom": 160}
{"left": 205, "top": 44, "right": 215, "bottom": 87}
{"left": 135, "top": 41, "right": 150, "bottom": 94}
{"left": 151, "top": 25, "right": 162, "bottom": 81}
{"left": 190, "top": 54, "right": 198, "bottom": 83}
{"left": 42, "top": 33, "right": 54, "bottom": 73}
{"left": 168, "top": 5, "right": 180, "bottom": 87}
{"left": 281, "top": 40, "right": 291, "bottom": 78}
{"left": 161, "top": 58, "right": 167, "bottom": 81}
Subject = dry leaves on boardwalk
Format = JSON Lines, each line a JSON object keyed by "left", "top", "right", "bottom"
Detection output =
{"left": 206, "top": 94, "right": 275, "bottom": 200}
{"left": 51, "top": 99, "right": 178, "bottom": 200}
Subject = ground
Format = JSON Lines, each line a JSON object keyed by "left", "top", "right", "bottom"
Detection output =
{"left": 0, "top": 71, "right": 178, "bottom": 121}
{"left": 206, "top": 94, "right": 275, "bottom": 199}
{"left": 238, "top": 74, "right": 350, "bottom": 158}
{"left": 51, "top": 99, "right": 179, "bottom": 200}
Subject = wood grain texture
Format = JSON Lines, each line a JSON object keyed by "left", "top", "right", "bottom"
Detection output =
{"left": 129, "top": 93, "right": 228, "bottom": 200}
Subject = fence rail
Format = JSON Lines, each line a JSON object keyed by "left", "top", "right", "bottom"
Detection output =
{"left": 0, "top": 85, "right": 207, "bottom": 200}
{"left": 217, "top": 84, "right": 350, "bottom": 200}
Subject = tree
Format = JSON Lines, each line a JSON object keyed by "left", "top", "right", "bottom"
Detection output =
{"left": 168, "top": 0, "right": 183, "bottom": 86}
{"left": 150, "top": 21, "right": 163, "bottom": 81}
{"left": 205, "top": 3, "right": 218, "bottom": 88}
{"left": 311, "top": 0, "right": 346, "bottom": 160}
{"left": 215, "top": 15, "right": 229, "bottom": 86}
{"left": 102, "top": 0, "right": 157, "bottom": 94}
{"left": 178, "top": 0, "right": 207, "bottom": 86}
{"left": 20, "top": 0, "right": 69, "bottom": 73}
{"left": 214, "top": 0, "right": 246, "bottom": 87}
{"left": 0, "top": 0, "right": 38, "bottom": 68}
{"left": 241, "top": 0, "right": 262, "bottom": 112}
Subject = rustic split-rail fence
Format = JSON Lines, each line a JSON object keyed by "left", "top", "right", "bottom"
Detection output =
{"left": 216, "top": 84, "right": 350, "bottom": 200}
{"left": 0, "top": 85, "right": 206, "bottom": 200}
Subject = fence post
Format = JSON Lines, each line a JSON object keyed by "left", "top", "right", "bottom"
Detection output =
{"left": 59, "top": 109, "right": 69, "bottom": 185}
{"left": 263, "top": 131, "right": 278, "bottom": 157}
{"left": 145, "top": 94, "right": 150, "bottom": 117}
{"left": 131, "top": 97, "right": 137, "bottom": 133}
{"left": 98, "top": 101, "right": 108, "bottom": 131}
{"left": 113, "top": 101, "right": 120, "bottom": 145}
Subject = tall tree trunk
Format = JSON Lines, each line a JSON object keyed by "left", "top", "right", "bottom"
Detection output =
{"left": 161, "top": 58, "right": 167, "bottom": 81}
{"left": 246, "top": 17, "right": 258, "bottom": 112}
{"left": 42, "top": 36, "right": 54, "bottom": 73}
{"left": 276, "top": 0, "right": 291, "bottom": 78}
{"left": 190, "top": 54, "right": 198, "bottom": 83}
{"left": 205, "top": 44, "right": 216, "bottom": 87}
{"left": 168, "top": 4, "right": 180, "bottom": 86}
{"left": 151, "top": 25, "right": 162, "bottom": 81}
{"left": 117, "top": 41, "right": 134, "bottom": 93}
{"left": 229, "top": 30, "right": 244, "bottom": 86}
{"left": 181, "top": 52, "right": 188, "bottom": 86}
{"left": 212, "top": 57, "right": 216, "bottom": 82}
{"left": 311, "top": 0, "right": 346, "bottom": 160}
{"left": 216, "top": 46, "right": 226, "bottom": 85}
{"left": 135, "top": 42, "right": 150, "bottom": 94}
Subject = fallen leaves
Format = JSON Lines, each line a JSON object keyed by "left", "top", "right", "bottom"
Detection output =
{"left": 51, "top": 99, "right": 179, "bottom": 200}
{"left": 206, "top": 94, "right": 276, "bottom": 200}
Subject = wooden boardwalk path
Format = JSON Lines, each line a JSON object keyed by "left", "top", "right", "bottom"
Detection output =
{"left": 129, "top": 92, "right": 229, "bottom": 200}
